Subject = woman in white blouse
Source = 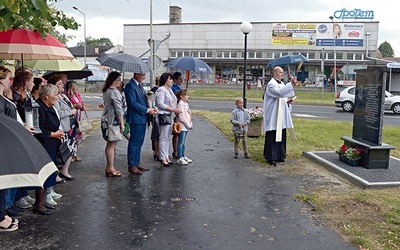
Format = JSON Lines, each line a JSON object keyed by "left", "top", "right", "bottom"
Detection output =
{"left": 155, "top": 73, "right": 181, "bottom": 166}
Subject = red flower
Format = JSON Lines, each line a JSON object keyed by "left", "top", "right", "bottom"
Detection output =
{"left": 340, "top": 144, "right": 347, "bottom": 153}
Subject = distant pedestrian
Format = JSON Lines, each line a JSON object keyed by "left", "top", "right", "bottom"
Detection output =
{"left": 230, "top": 97, "right": 250, "bottom": 159}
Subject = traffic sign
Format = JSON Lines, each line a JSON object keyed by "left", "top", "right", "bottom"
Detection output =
{"left": 386, "top": 62, "right": 400, "bottom": 68}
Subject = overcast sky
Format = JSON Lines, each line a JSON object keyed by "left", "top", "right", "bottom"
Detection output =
{"left": 54, "top": 0, "right": 399, "bottom": 56}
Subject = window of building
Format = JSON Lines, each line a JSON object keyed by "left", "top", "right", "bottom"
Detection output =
{"left": 347, "top": 53, "right": 354, "bottom": 60}
{"left": 354, "top": 53, "right": 363, "bottom": 60}
{"left": 255, "top": 52, "right": 262, "bottom": 58}
{"left": 308, "top": 53, "right": 315, "bottom": 59}
{"left": 217, "top": 51, "right": 223, "bottom": 58}
{"left": 230, "top": 52, "right": 237, "bottom": 58}
{"left": 266, "top": 52, "right": 274, "bottom": 59}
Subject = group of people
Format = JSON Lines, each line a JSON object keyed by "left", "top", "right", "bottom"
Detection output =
{"left": 101, "top": 71, "right": 193, "bottom": 177}
{"left": 0, "top": 65, "right": 85, "bottom": 232}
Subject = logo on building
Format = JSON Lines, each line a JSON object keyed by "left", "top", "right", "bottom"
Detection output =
{"left": 318, "top": 25, "right": 328, "bottom": 34}
{"left": 333, "top": 8, "right": 374, "bottom": 19}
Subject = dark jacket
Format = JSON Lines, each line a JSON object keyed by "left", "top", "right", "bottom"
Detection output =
{"left": 34, "top": 98, "right": 61, "bottom": 153}
{"left": 0, "top": 96, "right": 17, "bottom": 119}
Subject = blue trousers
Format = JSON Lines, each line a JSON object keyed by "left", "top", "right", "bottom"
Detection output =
{"left": 128, "top": 123, "right": 146, "bottom": 167}
{"left": 177, "top": 131, "right": 188, "bottom": 158}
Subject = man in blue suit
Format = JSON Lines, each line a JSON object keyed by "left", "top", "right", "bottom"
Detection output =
{"left": 125, "top": 73, "right": 158, "bottom": 175}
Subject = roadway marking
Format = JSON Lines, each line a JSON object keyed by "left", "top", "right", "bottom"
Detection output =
{"left": 292, "top": 113, "right": 319, "bottom": 118}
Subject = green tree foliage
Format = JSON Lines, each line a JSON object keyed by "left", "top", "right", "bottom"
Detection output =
{"left": 0, "top": 0, "right": 78, "bottom": 37}
{"left": 378, "top": 41, "right": 395, "bottom": 58}
{"left": 85, "top": 36, "right": 114, "bottom": 46}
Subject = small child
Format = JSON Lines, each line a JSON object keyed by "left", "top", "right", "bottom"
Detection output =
{"left": 230, "top": 97, "right": 250, "bottom": 159}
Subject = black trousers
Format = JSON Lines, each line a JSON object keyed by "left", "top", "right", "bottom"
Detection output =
{"left": 0, "top": 189, "right": 6, "bottom": 222}
{"left": 263, "top": 129, "right": 287, "bottom": 161}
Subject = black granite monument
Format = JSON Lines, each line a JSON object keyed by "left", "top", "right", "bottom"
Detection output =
{"left": 341, "top": 68, "right": 395, "bottom": 169}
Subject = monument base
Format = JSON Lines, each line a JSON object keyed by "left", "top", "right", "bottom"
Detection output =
{"left": 341, "top": 136, "right": 395, "bottom": 169}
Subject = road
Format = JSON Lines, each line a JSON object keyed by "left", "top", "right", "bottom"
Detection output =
{"left": 81, "top": 93, "right": 400, "bottom": 126}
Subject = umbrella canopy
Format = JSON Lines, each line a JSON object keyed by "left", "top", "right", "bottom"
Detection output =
{"left": 96, "top": 53, "right": 150, "bottom": 74}
{"left": 267, "top": 55, "right": 310, "bottom": 68}
{"left": 0, "top": 115, "right": 58, "bottom": 190}
{"left": 0, "top": 28, "right": 74, "bottom": 60}
{"left": 24, "top": 58, "right": 84, "bottom": 71}
{"left": 165, "top": 57, "right": 213, "bottom": 73}
{"left": 42, "top": 67, "right": 93, "bottom": 80}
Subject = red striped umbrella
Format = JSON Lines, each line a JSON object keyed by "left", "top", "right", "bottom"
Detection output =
{"left": 0, "top": 28, "right": 74, "bottom": 60}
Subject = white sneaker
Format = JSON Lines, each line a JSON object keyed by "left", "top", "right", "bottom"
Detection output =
{"left": 23, "top": 195, "right": 36, "bottom": 205}
{"left": 177, "top": 157, "right": 188, "bottom": 165}
{"left": 15, "top": 197, "right": 32, "bottom": 209}
{"left": 45, "top": 193, "right": 57, "bottom": 206}
{"left": 51, "top": 189, "right": 62, "bottom": 200}
{"left": 184, "top": 156, "right": 192, "bottom": 163}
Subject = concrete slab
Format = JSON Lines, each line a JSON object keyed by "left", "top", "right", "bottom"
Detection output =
{"left": 303, "top": 151, "right": 400, "bottom": 188}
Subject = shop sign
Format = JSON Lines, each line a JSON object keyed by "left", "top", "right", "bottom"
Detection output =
{"left": 333, "top": 8, "right": 374, "bottom": 19}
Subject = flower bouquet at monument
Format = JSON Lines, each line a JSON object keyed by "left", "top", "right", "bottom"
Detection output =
{"left": 336, "top": 144, "right": 363, "bottom": 166}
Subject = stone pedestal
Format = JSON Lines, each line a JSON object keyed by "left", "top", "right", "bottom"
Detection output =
{"left": 247, "top": 119, "right": 264, "bottom": 137}
{"left": 342, "top": 136, "right": 394, "bottom": 169}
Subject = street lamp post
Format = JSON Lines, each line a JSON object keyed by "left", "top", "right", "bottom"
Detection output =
{"left": 329, "top": 16, "right": 337, "bottom": 96}
{"left": 73, "top": 6, "right": 87, "bottom": 91}
{"left": 240, "top": 22, "right": 252, "bottom": 109}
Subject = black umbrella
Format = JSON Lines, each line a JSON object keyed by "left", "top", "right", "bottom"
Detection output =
{"left": 0, "top": 115, "right": 58, "bottom": 190}
{"left": 96, "top": 53, "right": 150, "bottom": 73}
{"left": 42, "top": 67, "right": 93, "bottom": 80}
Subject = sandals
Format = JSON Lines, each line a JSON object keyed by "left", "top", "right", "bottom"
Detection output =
{"left": 0, "top": 221, "right": 18, "bottom": 232}
{"left": 105, "top": 169, "right": 121, "bottom": 177}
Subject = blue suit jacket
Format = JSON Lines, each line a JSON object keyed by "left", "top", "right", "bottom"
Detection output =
{"left": 124, "top": 78, "right": 148, "bottom": 125}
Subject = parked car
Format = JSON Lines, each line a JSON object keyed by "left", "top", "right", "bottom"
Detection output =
{"left": 335, "top": 86, "right": 400, "bottom": 114}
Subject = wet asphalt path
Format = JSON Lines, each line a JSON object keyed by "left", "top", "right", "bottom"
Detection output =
{"left": 2, "top": 116, "right": 355, "bottom": 249}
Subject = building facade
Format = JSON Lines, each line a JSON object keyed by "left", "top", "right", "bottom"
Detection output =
{"left": 123, "top": 20, "right": 381, "bottom": 87}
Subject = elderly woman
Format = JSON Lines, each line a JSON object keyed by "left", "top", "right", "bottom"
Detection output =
{"left": 101, "top": 71, "right": 125, "bottom": 177}
{"left": 155, "top": 72, "right": 181, "bottom": 167}
{"left": 34, "top": 84, "right": 65, "bottom": 215}
{"left": 47, "top": 75, "right": 77, "bottom": 184}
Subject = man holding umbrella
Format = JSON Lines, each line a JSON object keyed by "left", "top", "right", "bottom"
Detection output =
{"left": 125, "top": 73, "right": 158, "bottom": 175}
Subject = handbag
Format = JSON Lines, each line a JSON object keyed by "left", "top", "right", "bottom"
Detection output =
{"left": 107, "top": 124, "right": 122, "bottom": 142}
{"left": 158, "top": 113, "right": 172, "bottom": 126}
{"left": 173, "top": 122, "right": 181, "bottom": 133}
{"left": 77, "top": 110, "right": 92, "bottom": 133}
{"left": 55, "top": 137, "right": 74, "bottom": 165}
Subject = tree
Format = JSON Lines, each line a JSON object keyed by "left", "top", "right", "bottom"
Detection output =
{"left": 0, "top": 0, "right": 78, "bottom": 38}
{"left": 86, "top": 36, "right": 114, "bottom": 46}
{"left": 378, "top": 41, "right": 395, "bottom": 58}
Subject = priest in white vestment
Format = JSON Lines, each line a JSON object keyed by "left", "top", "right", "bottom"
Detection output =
{"left": 263, "top": 66, "right": 295, "bottom": 166}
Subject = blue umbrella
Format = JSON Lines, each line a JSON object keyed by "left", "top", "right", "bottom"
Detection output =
{"left": 267, "top": 55, "right": 309, "bottom": 68}
{"left": 165, "top": 57, "right": 213, "bottom": 74}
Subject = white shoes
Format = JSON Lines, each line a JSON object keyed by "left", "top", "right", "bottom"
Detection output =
{"left": 45, "top": 193, "right": 57, "bottom": 206}
{"left": 177, "top": 157, "right": 188, "bottom": 165}
{"left": 15, "top": 197, "right": 32, "bottom": 209}
{"left": 184, "top": 156, "right": 192, "bottom": 163}
{"left": 23, "top": 195, "right": 36, "bottom": 205}
{"left": 51, "top": 188, "right": 62, "bottom": 200}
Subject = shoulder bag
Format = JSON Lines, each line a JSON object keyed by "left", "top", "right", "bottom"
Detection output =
{"left": 55, "top": 137, "right": 74, "bottom": 165}
{"left": 107, "top": 121, "right": 122, "bottom": 142}
{"left": 158, "top": 113, "right": 172, "bottom": 126}
{"left": 77, "top": 110, "right": 92, "bottom": 133}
